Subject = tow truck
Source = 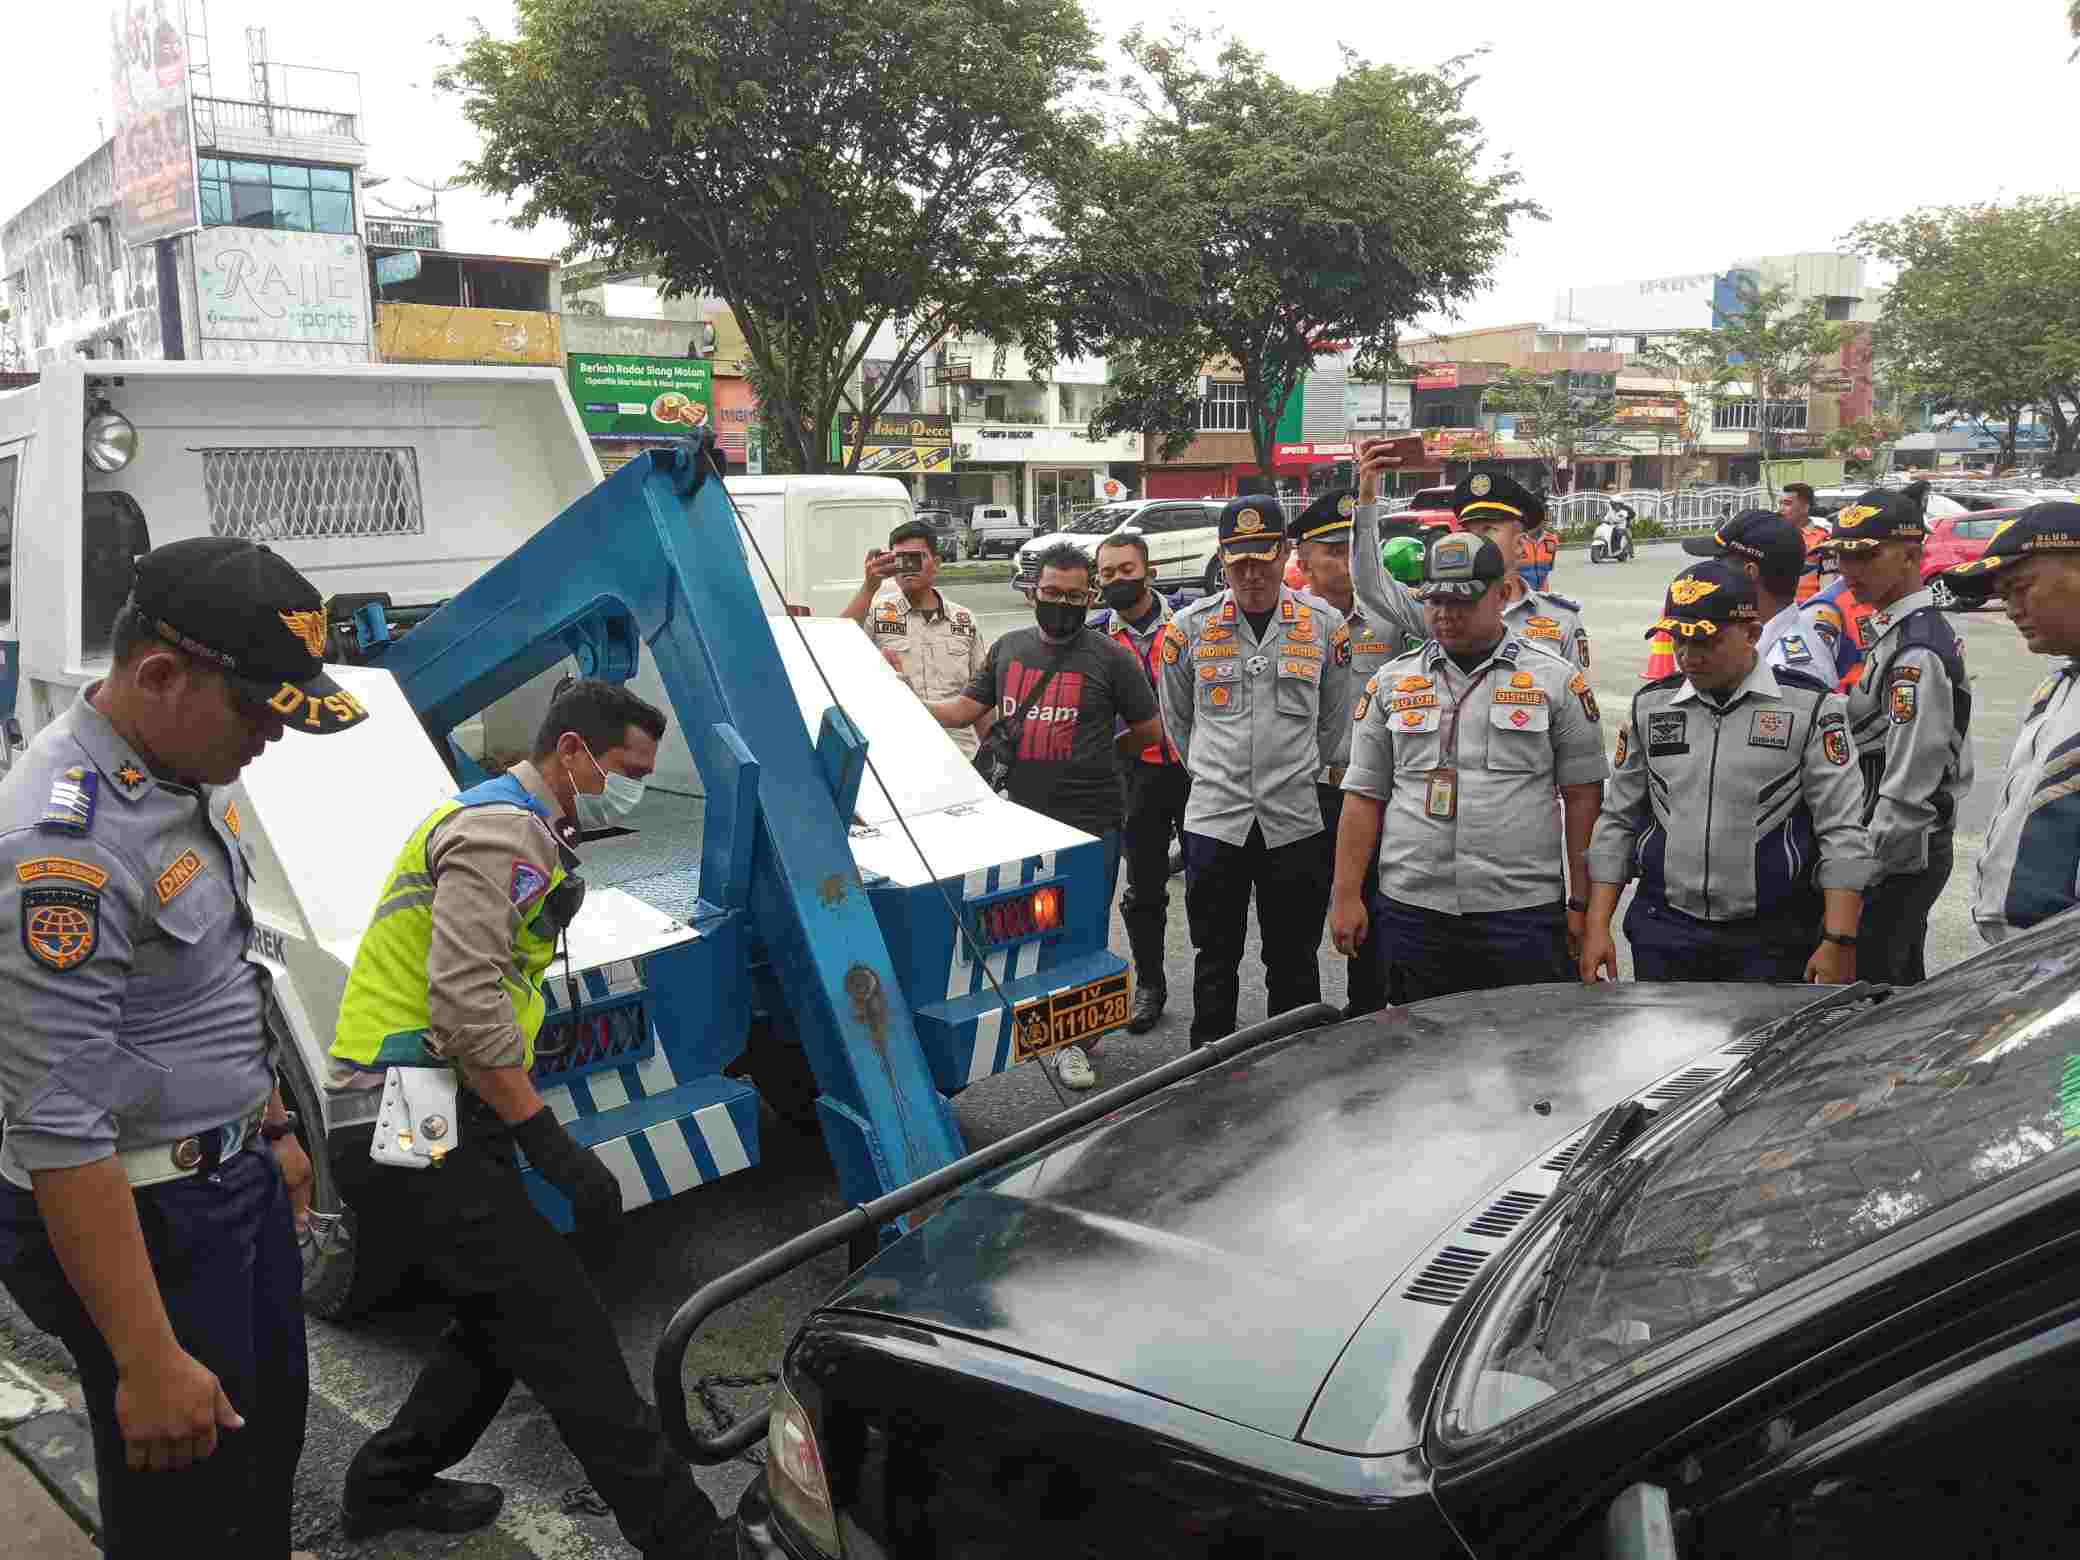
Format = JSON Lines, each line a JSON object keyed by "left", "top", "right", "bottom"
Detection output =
{"left": 0, "top": 359, "right": 1131, "bottom": 1316}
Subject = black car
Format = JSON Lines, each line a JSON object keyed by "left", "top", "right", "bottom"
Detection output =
{"left": 717, "top": 918, "right": 2080, "bottom": 1558}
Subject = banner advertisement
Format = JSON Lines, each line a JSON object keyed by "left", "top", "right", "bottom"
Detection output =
{"left": 110, "top": 0, "right": 200, "bottom": 245}
{"left": 1415, "top": 361, "right": 1461, "bottom": 391}
{"left": 567, "top": 355, "right": 713, "bottom": 436}
{"left": 834, "top": 412, "right": 953, "bottom": 474}
{"left": 193, "top": 229, "right": 370, "bottom": 354}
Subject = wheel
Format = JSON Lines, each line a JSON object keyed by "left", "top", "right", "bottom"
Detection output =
{"left": 1202, "top": 553, "right": 1225, "bottom": 593}
{"left": 1589, "top": 542, "right": 1606, "bottom": 565}
{"left": 276, "top": 1018, "right": 402, "bottom": 1322}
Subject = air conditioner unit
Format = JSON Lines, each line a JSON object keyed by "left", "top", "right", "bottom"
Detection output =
{"left": 955, "top": 443, "right": 973, "bottom": 459}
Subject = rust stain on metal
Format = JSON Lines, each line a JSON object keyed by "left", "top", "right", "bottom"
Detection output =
{"left": 819, "top": 873, "right": 850, "bottom": 909}
{"left": 845, "top": 965, "right": 889, "bottom": 1049}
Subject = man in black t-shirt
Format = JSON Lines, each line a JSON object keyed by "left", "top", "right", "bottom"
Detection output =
{"left": 927, "top": 543, "right": 1164, "bottom": 1089}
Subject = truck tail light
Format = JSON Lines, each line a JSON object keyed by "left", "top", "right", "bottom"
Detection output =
{"left": 976, "top": 884, "right": 1064, "bottom": 945}
{"left": 767, "top": 1382, "right": 840, "bottom": 1555}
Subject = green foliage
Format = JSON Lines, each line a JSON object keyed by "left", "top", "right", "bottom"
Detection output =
{"left": 1480, "top": 368, "right": 1629, "bottom": 490}
{"left": 1041, "top": 30, "right": 1536, "bottom": 474}
{"left": 1823, "top": 413, "right": 1907, "bottom": 476}
{"left": 1848, "top": 198, "right": 2080, "bottom": 476}
{"left": 1665, "top": 280, "right": 1846, "bottom": 470}
{"left": 439, "top": 0, "right": 1102, "bottom": 473}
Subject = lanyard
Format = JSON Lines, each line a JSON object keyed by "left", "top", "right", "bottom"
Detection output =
{"left": 1440, "top": 659, "right": 1503, "bottom": 765}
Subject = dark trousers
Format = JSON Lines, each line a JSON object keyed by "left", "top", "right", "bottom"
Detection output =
{"left": 0, "top": 1149, "right": 308, "bottom": 1559}
{"left": 1624, "top": 896, "right": 1813, "bottom": 983}
{"left": 1119, "top": 763, "right": 1190, "bottom": 991}
{"left": 1318, "top": 783, "right": 1387, "bottom": 1016}
{"left": 333, "top": 1118, "right": 719, "bottom": 1557}
{"left": 1860, "top": 832, "right": 1954, "bottom": 987}
{"left": 1182, "top": 824, "right": 1330, "bottom": 1045}
{"left": 1373, "top": 896, "right": 1572, "bottom": 1006}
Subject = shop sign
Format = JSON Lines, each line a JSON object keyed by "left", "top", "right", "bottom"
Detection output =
{"left": 834, "top": 412, "right": 954, "bottom": 474}
{"left": 1422, "top": 428, "right": 1493, "bottom": 459}
{"left": 568, "top": 354, "right": 713, "bottom": 435}
{"left": 194, "top": 228, "right": 370, "bottom": 349}
{"left": 1616, "top": 400, "right": 1684, "bottom": 422}
{"left": 1415, "top": 362, "right": 1460, "bottom": 391}
{"left": 110, "top": 0, "right": 199, "bottom": 245}
{"left": 1272, "top": 441, "right": 1358, "bottom": 463}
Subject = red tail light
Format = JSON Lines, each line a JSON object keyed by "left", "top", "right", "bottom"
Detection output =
{"left": 976, "top": 885, "right": 1066, "bottom": 946}
{"left": 785, "top": 603, "right": 813, "bottom": 618}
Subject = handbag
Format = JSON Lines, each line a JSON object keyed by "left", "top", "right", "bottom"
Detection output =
{"left": 371, "top": 1065, "right": 460, "bottom": 1170}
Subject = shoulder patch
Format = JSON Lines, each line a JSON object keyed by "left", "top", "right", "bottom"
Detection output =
{"left": 38, "top": 769, "right": 97, "bottom": 837}
{"left": 1823, "top": 726, "right": 1851, "bottom": 767}
{"left": 510, "top": 860, "right": 550, "bottom": 910}
{"left": 1330, "top": 623, "right": 1352, "bottom": 666}
{"left": 22, "top": 885, "right": 99, "bottom": 972}
{"left": 1613, "top": 726, "right": 1629, "bottom": 767}
{"left": 155, "top": 849, "right": 204, "bottom": 906}
{"left": 1890, "top": 681, "right": 1918, "bottom": 725}
{"left": 17, "top": 857, "right": 111, "bottom": 891}
{"left": 1893, "top": 663, "right": 1923, "bottom": 683}
{"left": 223, "top": 801, "right": 241, "bottom": 838}
{"left": 1161, "top": 624, "right": 1181, "bottom": 664}
{"left": 1353, "top": 687, "right": 1372, "bottom": 723}
{"left": 1777, "top": 633, "right": 1813, "bottom": 666}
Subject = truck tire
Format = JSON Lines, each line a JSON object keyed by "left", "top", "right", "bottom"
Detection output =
{"left": 276, "top": 1025, "right": 402, "bottom": 1322}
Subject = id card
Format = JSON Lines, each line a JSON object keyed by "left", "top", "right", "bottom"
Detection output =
{"left": 1425, "top": 767, "right": 1458, "bottom": 820}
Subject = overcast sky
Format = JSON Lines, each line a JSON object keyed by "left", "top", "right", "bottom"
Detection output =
{"left": 6, "top": 0, "right": 2074, "bottom": 329}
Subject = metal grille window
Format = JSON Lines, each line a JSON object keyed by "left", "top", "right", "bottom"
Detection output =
{"left": 201, "top": 447, "right": 426, "bottom": 541}
{"left": 1199, "top": 381, "right": 1250, "bottom": 432}
{"left": 1712, "top": 398, "right": 1809, "bottom": 433}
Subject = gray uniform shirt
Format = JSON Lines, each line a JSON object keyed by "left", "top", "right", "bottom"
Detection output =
{"left": 1973, "top": 662, "right": 2080, "bottom": 942}
{"left": 1159, "top": 587, "right": 1351, "bottom": 848}
{"left": 867, "top": 586, "right": 989, "bottom": 759}
{"left": 1343, "top": 634, "right": 1609, "bottom": 915}
{"left": 1587, "top": 658, "right": 1875, "bottom": 923}
{"left": 1761, "top": 601, "right": 1840, "bottom": 686}
{"left": 0, "top": 691, "right": 268, "bottom": 1186}
{"left": 1843, "top": 589, "right": 1975, "bottom": 877}
{"left": 1351, "top": 501, "right": 1592, "bottom": 668}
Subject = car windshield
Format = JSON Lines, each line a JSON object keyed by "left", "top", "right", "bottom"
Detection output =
{"left": 1065, "top": 505, "right": 1135, "bottom": 534}
{"left": 1451, "top": 926, "right": 2080, "bottom": 1436}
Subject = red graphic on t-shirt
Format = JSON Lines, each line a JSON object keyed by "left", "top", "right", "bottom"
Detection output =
{"left": 1002, "top": 661, "right": 1084, "bottom": 761}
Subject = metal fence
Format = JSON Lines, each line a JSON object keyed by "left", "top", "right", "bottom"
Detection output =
{"left": 193, "top": 96, "right": 361, "bottom": 144}
{"left": 1381, "top": 485, "right": 1767, "bottom": 534}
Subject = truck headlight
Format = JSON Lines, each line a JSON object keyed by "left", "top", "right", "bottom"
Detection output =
{"left": 84, "top": 407, "right": 137, "bottom": 473}
{"left": 767, "top": 1381, "right": 840, "bottom": 1556}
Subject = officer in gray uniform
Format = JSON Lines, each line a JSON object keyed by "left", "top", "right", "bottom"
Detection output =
{"left": 1938, "top": 503, "right": 2080, "bottom": 942}
{"left": 1815, "top": 483, "right": 1974, "bottom": 985}
{"left": 1331, "top": 532, "right": 1608, "bottom": 1004}
{"left": 1159, "top": 495, "right": 1351, "bottom": 1045}
{"left": 1682, "top": 508, "right": 1841, "bottom": 685}
{"left": 1581, "top": 560, "right": 1872, "bottom": 985}
{"left": 1287, "top": 488, "right": 1395, "bottom": 1015}
{"left": 0, "top": 538, "right": 366, "bottom": 1556}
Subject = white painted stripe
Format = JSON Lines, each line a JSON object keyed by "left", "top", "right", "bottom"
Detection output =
{"left": 698, "top": 1101, "right": 752, "bottom": 1176}
{"left": 970, "top": 949, "right": 1008, "bottom": 999}
{"left": 542, "top": 1086, "right": 578, "bottom": 1125}
{"left": 645, "top": 1120, "right": 702, "bottom": 1193}
{"left": 636, "top": 1039, "right": 678, "bottom": 1094}
{"left": 593, "top": 1136, "right": 652, "bottom": 1209}
{"left": 1012, "top": 939, "right": 1043, "bottom": 980}
{"left": 587, "top": 1067, "right": 631, "bottom": 1111}
{"left": 1037, "top": 849, "right": 1056, "bottom": 878}
{"left": 963, "top": 868, "right": 989, "bottom": 900}
{"left": 968, "top": 1006, "right": 1004, "bottom": 1084}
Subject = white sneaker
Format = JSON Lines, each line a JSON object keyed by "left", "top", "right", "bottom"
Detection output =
{"left": 1055, "top": 1045, "right": 1097, "bottom": 1090}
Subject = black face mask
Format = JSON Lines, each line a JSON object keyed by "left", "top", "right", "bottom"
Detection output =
{"left": 1034, "top": 600, "right": 1087, "bottom": 640}
{"left": 1100, "top": 579, "right": 1147, "bottom": 613}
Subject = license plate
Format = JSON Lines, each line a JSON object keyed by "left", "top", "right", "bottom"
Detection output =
{"left": 1011, "top": 972, "right": 1131, "bottom": 1064}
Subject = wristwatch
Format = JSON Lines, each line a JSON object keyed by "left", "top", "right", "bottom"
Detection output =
{"left": 1820, "top": 930, "right": 1858, "bottom": 947}
{"left": 259, "top": 1110, "right": 301, "bottom": 1143}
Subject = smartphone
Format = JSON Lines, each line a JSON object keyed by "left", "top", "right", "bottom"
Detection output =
{"left": 891, "top": 552, "right": 927, "bottom": 576}
{"left": 1361, "top": 432, "right": 1426, "bottom": 470}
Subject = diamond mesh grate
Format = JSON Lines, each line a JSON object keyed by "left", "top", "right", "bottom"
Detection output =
{"left": 200, "top": 446, "right": 426, "bottom": 541}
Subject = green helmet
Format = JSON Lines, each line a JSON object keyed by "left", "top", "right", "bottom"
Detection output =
{"left": 1383, "top": 535, "right": 1426, "bottom": 585}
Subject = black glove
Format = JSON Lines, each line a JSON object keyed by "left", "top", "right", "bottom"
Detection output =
{"left": 512, "top": 1106, "right": 622, "bottom": 1268}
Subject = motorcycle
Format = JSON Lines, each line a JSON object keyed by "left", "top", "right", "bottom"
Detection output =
{"left": 1589, "top": 501, "right": 1637, "bottom": 565}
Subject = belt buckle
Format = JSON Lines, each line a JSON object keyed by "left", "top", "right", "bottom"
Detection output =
{"left": 171, "top": 1136, "right": 204, "bottom": 1172}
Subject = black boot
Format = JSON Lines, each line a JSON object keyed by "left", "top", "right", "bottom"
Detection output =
{"left": 1127, "top": 983, "right": 1166, "bottom": 1034}
{"left": 342, "top": 1477, "right": 505, "bottom": 1539}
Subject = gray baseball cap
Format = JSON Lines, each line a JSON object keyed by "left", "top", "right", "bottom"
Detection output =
{"left": 1416, "top": 531, "right": 1507, "bottom": 601}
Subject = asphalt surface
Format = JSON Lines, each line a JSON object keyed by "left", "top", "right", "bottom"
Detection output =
{"left": 0, "top": 550, "right": 2048, "bottom": 1556}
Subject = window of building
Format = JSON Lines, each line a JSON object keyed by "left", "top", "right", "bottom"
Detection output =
{"left": 1824, "top": 297, "right": 1854, "bottom": 322}
{"left": 196, "top": 159, "right": 355, "bottom": 234}
{"left": 1199, "top": 381, "right": 1250, "bottom": 433}
{"left": 1712, "top": 398, "right": 1809, "bottom": 433}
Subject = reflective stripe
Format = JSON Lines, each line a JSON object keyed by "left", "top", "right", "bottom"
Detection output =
{"left": 370, "top": 889, "right": 435, "bottom": 922}
{"left": 385, "top": 870, "right": 434, "bottom": 893}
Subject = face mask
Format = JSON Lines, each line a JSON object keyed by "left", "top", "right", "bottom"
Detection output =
{"left": 573, "top": 738, "right": 645, "bottom": 830}
{"left": 1100, "top": 579, "right": 1146, "bottom": 612}
{"left": 1034, "top": 600, "right": 1087, "bottom": 640}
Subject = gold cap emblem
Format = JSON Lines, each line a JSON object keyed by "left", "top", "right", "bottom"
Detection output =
{"left": 1234, "top": 509, "right": 1265, "bottom": 535}
{"left": 1668, "top": 577, "right": 1719, "bottom": 606}
{"left": 279, "top": 609, "right": 328, "bottom": 658}
{"left": 1469, "top": 474, "right": 1492, "bottom": 496}
{"left": 1337, "top": 494, "right": 1355, "bottom": 517}
{"left": 1835, "top": 503, "right": 1881, "bottom": 531}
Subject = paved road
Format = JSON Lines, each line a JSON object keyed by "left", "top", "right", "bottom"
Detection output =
{"left": 0, "top": 555, "right": 2049, "bottom": 1556}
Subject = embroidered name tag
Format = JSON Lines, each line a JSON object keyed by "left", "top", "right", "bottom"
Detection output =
{"left": 156, "top": 850, "right": 204, "bottom": 906}
{"left": 1750, "top": 710, "right": 1793, "bottom": 749}
{"left": 1648, "top": 711, "right": 1689, "bottom": 755}
{"left": 1493, "top": 688, "right": 1545, "bottom": 707}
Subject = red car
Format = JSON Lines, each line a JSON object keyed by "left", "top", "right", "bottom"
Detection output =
{"left": 1921, "top": 507, "right": 2024, "bottom": 584}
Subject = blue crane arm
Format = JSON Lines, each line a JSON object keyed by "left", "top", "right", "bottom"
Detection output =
{"left": 371, "top": 443, "right": 967, "bottom": 1206}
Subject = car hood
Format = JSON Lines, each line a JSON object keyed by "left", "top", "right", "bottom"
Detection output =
{"left": 1016, "top": 529, "right": 1093, "bottom": 554}
{"left": 826, "top": 982, "right": 1825, "bottom": 1439}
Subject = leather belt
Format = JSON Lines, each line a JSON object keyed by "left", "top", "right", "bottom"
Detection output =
{"left": 117, "top": 1104, "right": 269, "bottom": 1189}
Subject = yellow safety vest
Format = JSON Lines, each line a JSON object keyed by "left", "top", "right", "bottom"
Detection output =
{"left": 331, "top": 776, "right": 569, "bottom": 1073}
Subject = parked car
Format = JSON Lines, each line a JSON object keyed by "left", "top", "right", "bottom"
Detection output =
{"left": 908, "top": 507, "right": 963, "bottom": 562}
{"left": 968, "top": 504, "right": 1032, "bottom": 560}
{"left": 1810, "top": 485, "right": 1969, "bottom": 520}
{"left": 1013, "top": 499, "right": 1223, "bottom": 594}
{"left": 726, "top": 912, "right": 2080, "bottom": 1559}
{"left": 1921, "top": 506, "right": 2023, "bottom": 582}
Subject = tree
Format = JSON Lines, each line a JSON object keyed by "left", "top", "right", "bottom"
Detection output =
{"left": 439, "top": 0, "right": 1102, "bottom": 474}
{"left": 1848, "top": 199, "right": 2080, "bottom": 476}
{"left": 1042, "top": 29, "right": 1535, "bottom": 476}
{"left": 1636, "top": 335, "right": 1723, "bottom": 488}
{"left": 1665, "top": 279, "right": 1846, "bottom": 487}
{"left": 1823, "top": 414, "right": 1908, "bottom": 479}
{"left": 1479, "top": 368, "right": 1630, "bottom": 491}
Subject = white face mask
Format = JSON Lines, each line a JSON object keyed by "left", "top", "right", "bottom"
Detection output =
{"left": 573, "top": 738, "right": 645, "bottom": 830}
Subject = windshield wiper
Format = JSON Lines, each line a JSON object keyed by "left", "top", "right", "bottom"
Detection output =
{"left": 1718, "top": 981, "right": 1892, "bottom": 1110}
{"left": 1532, "top": 1150, "right": 1657, "bottom": 1353}
{"left": 1557, "top": 1100, "right": 1652, "bottom": 1188}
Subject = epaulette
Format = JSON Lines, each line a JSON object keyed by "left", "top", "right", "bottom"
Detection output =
{"left": 1542, "top": 591, "right": 1583, "bottom": 612}
{"left": 1642, "top": 671, "right": 1686, "bottom": 692}
{"left": 38, "top": 766, "right": 97, "bottom": 836}
{"left": 1771, "top": 666, "right": 1834, "bottom": 695}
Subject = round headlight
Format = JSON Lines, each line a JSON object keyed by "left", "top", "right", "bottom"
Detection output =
{"left": 84, "top": 410, "right": 137, "bottom": 473}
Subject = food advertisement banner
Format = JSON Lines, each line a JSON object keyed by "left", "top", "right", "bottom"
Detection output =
{"left": 567, "top": 354, "right": 713, "bottom": 436}
{"left": 110, "top": 0, "right": 200, "bottom": 245}
{"left": 834, "top": 412, "right": 953, "bottom": 474}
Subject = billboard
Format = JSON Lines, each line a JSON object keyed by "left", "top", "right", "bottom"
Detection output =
{"left": 1415, "top": 362, "right": 1460, "bottom": 391}
{"left": 833, "top": 412, "right": 953, "bottom": 474}
{"left": 193, "top": 229, "right": 371, "bottom": 358}
{"left": 567, "top": 354, "right": 713, "bottom": 436}
{"left": 110, "top": 0, "right": 199, "bottom": 245}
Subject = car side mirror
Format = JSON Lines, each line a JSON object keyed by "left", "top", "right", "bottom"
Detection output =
{"left": 1604, "top": 1482, "right": 1679, "bottom": 1560}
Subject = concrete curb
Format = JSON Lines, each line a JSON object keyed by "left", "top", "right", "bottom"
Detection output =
{"left": 0, "top": 1360, "right": 94, "bottom": 1558}
{"left": 5, "top": 1411, "right": 97, "bottom": 1539}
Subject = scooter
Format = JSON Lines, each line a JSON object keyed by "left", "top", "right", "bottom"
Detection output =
{"left": 1589, "top": 501, "right": 1637, "bottom": 564}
